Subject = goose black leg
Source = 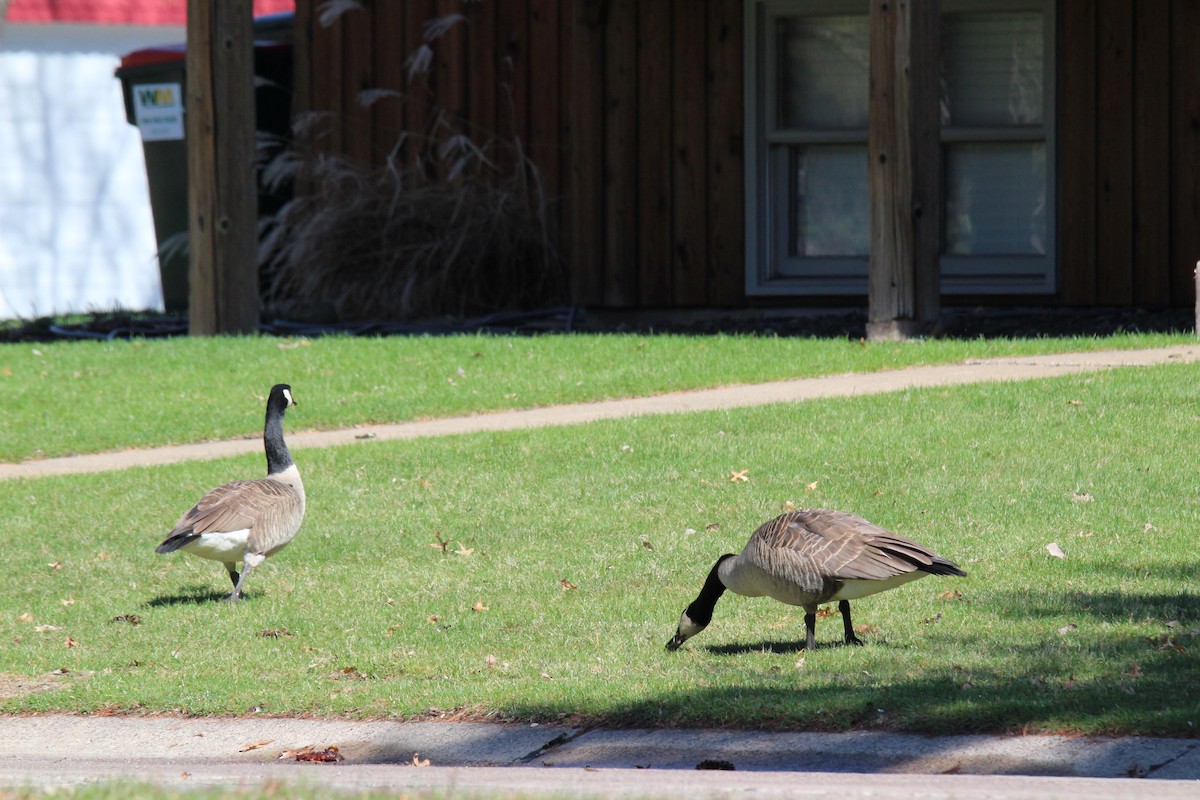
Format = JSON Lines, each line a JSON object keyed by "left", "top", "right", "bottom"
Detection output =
{"left": 224, "top": 563, "right": 240, "bottom": 589}
{"left": 803, "top": 611, "right": 818, "bottom": 651}
{"left": 840, "top": 599, "right": 864, "bottom": 646}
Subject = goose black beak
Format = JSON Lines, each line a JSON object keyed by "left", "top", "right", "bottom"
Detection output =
{"left": 666, "top": 630, "right": 686, "bottom": 651}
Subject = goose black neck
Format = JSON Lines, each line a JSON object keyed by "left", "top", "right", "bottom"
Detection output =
{"left": 685, "top": 554, "right": 733, "bottom": 626}
{"left": 263, "top": 396, "right": 293, "bottom": 476}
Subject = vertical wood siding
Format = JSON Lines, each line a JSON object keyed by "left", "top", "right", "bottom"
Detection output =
{"left": 297, "top": 0, "right": 745, "bottom": 309}
{"left": 296, "top": 0, "right": 1194, "bottom": 309}
{"left": 1059, "top": 0, "right": 1199, "bottom": 308}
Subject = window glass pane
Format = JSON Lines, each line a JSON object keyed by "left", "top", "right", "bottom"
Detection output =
{"left": 942, "top": 12, "right": 1043, "bottom": 127}
{"left": 945, "top": 142, "right": 1046, "bottom": 255}
{"left": 777, "top": 15, "right": 868, "bottom": 130}
{"left": 790, "top": 145, "right": 869, "bottom": 257}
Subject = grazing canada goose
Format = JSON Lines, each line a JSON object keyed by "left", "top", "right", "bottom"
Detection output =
{"left": 666, "top": 509, "right": 965, "bottom": 652}
{"left": 155, "top": 384, "right": 305, "bottom": 602}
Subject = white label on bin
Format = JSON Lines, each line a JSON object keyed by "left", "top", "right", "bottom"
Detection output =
{"left": 132, "top": 82, "right": 184, "bottom": 141}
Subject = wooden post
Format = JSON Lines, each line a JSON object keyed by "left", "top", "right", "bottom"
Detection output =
{"left": 866, "top": 0, "right": 941, "bottom": 341}
{"left": 1194, "top": 261, "right": 1200, "bottom": 336}
{"left": 186, "top": 0, "right": 259, "bottom": 335}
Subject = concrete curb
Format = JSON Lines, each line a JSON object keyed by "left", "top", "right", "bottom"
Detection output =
{"left": 1, "top": 715, "right": 1197, "bottom": 797}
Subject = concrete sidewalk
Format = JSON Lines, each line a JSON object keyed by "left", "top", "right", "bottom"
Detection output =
{"left": 1, "top": 715, "right": 1197, "bottom": 797}
{"left": 3, "top": 344, "right": 1198, "bottom": 481}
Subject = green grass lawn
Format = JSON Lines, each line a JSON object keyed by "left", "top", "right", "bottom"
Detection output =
{"left": 0, "top": 331, "right": 1189, "bottom": 461}
{"left": 2, "top": 359, "right": 1196, "bottom": 736}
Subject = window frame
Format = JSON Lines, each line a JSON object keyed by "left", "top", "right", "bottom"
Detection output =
{"left": 744, "top": 0, "right": 1056, "bottom": 297}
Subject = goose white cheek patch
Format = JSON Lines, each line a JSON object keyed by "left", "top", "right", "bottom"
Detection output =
{"left": 677, "top": 612, "right": 706, "bottom": 639}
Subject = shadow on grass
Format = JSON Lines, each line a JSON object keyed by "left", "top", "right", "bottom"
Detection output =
{"left": 988, "top": 589, "right": 1200, "bottom": 623}
{"left": 498, "top": 609, "right": 1200, "bottom": 739}
{"left": 703, "top": 638, "right": 866, "bottom": 655}
{"left": 145, "top": 586, "right": 242, "bottom": 607}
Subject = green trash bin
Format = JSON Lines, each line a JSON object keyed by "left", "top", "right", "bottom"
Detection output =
{"left": 115, "top": 15, "right": 293, "bottom": 313}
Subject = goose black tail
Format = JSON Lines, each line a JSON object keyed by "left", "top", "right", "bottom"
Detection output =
{"left": 924, "top": 556, "right": 967, "bottom": 577}
{"left": 155, "top": 532, "right": 199, "bottom": 554}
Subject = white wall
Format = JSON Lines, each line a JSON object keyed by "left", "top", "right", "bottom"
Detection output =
{"left": 0, "top": 23, "right": 184, "bottom": 320}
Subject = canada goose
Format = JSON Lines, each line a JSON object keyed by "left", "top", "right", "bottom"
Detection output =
{"left": 155, "top": 384, "right": 305, "bottom": 602}
{"left": 666, "top": 509, "right": 965, "bottom": 651}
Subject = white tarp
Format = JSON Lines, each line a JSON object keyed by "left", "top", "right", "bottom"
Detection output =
{"left": 0, "top": 23, "right": 183, "bottom": 320}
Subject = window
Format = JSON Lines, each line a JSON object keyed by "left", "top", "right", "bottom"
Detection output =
{"left": 746, "top": 0, "right": 1055, "bottom": 296}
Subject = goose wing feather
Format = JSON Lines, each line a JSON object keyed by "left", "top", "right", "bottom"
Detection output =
{"left": 753, "top": 509, "right": 957, "bottom": 581}
{"left": 171, "top": 478, "right": 303, "bottom": 553}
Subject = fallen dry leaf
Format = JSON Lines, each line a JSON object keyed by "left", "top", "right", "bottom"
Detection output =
{"left": 794, "top": 658, "right": 805, "bottom": 670}
{"left": 428, "top": 532, "right": 448, "bottom": 553}
{"left": 854, "top": 623, "right": 879, "bottom": 636}
{"left": 485, "top": 654, "right": 497, "bottom": 669}
{"left": 412, "top": 753, "right": 430, "bottom": 767}
{"left": 781, "top": 500, "right": 797, "bottom": 512}
{"left": 1064, "top": 675, "right": 1076, "bottom": 690}
{"left": 1045, "top": 542, "right": 1066, "bottom": 559}
{"left": 17, "top": 613, "right": 34, "bottom": 623}
{"left": 1057, "top": 623, "right": 1078, "bottom": 636}
{"left": 1068, "top": 400, "right": 1084, "bottom": 406}
{"left": 453, "top": 545, "right": 474, "bottom": 556}
{"left": 560, "top": 578, "right": 578, "bottom": 591}
{"left": 939, "top": 589, "right": 964, "bottom": 601}
{"left": 280, "top": 745, "right": 343, "bottom": 763}
{"left": 815, "top": 606, "right": 836, "bottom": 619}
{"left": 922, "top": 613, "right": 943, "bottom": 625}
{"left": 1143, "top": 523, "right": 1157, "bottom": 533}
{"left": 60, "top": 598, "right": 75, "bottom": 606}
{"left": 34, "top": 625, "right": 61, "bottom": 633}
{"left": 64, "top": 636, "right": 78, "bottom": 648}
{"left": 259, "top": 628, "right": 292, "bottom": 638}
{"left": 1071, "top": 492, "right": 1094, "bottom": 503}
{"left": 111, "top": 615, "right": 141, "bottom": 626}
{"left": 729, "top": 470, "right": 750, "bottom": 483}
{"left": 1124, "top": 664, "right": 1143, "bottom": 679}
{"left": 805, "top": 481, "right": 819, "bottom": 492}
{"left": 426, "top": 614, "right": 440, "bottom": 624}
{"left": 239, "top": 739, "right": 274, "bottom": 752}
{"left": 705, "top": 522, "right": 721, "bottom": 531}
{"left": 540, "top": 671, "right": 554, "bottom": 680}
{"left": 48, "top": 562, "right": 62, "bottom": 571}
{"left": 472, "top": 601, "right": 488, "bottom": 613}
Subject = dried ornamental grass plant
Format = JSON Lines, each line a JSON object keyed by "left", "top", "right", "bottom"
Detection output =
{"left": 257, "top": 5, "right": 566, "bottom": 323}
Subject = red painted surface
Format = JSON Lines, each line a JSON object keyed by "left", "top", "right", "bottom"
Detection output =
{"left": 6, "top": 1, "right": 294, "bottom": 25}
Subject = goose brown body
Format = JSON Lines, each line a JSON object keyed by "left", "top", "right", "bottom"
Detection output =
{"left": 155, "top": 384, "right": 304, "bottom": 601}
{"left": 667, "top": 509, "right": 965, "bottom": 651}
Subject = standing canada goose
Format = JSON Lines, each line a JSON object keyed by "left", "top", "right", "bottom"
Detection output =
{"left": 666, "top": 509, "right": 965, "bottom": 652}
{"left": 155, "top": 384, "right": 305, "bottom": 602}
